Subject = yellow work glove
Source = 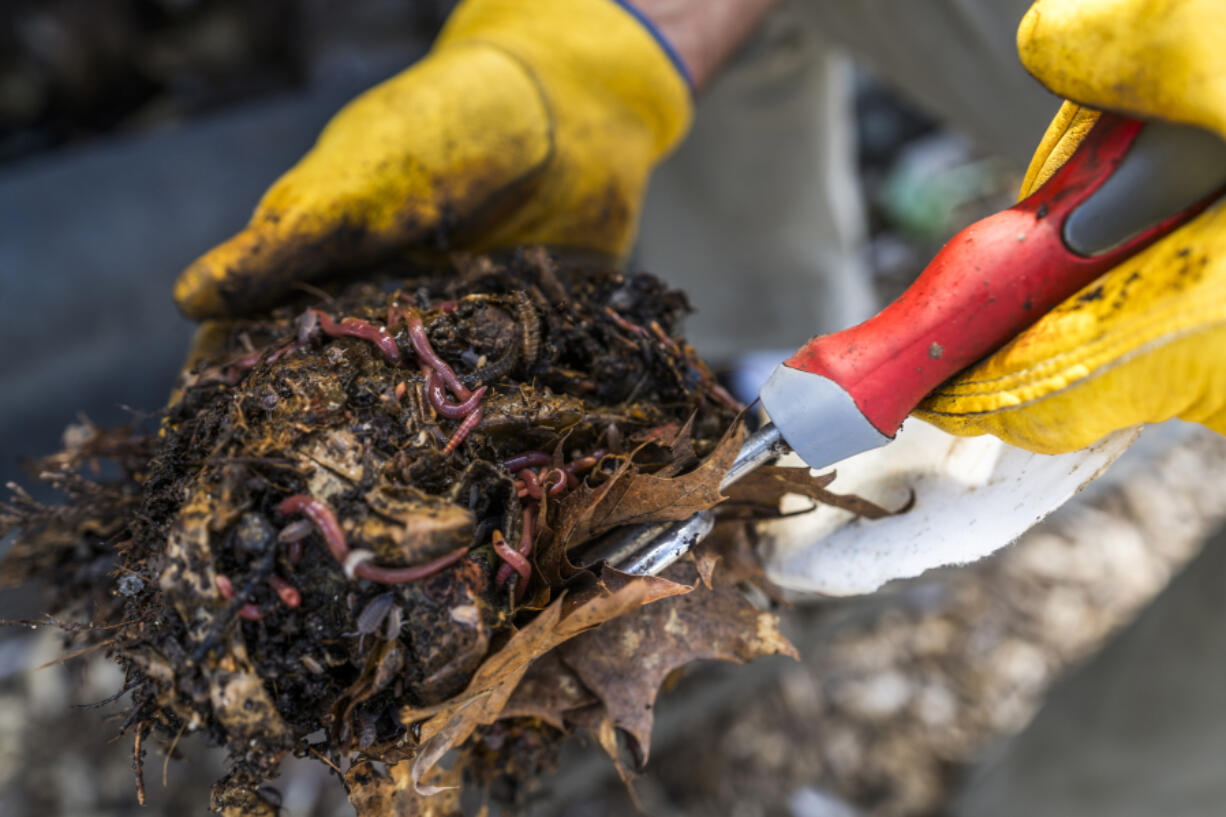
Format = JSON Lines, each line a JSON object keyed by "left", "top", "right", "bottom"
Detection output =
{"left": 173, "top": 0, "right": 691, "bottom": 319}
{"left": 915, "top": 0, "right": 1226, "bottom": 454}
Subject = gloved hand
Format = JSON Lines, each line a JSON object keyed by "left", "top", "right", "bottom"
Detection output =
{"left": 173, "top": 0, "right": 691, "bottom": 319}
{"left": 915, "top": 0, "right": 1226, "bottom": 453}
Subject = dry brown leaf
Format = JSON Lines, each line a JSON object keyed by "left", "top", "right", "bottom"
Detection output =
{"left": 536, "top": 419, "right": 742, "bottom": 584}
{"left": 726, "top": 465, "right": 905, "bottom": 519}
{"left": 331, "top": 638, "right": 404, "bottom": 743}
{"left": 401, "top": 569, "right": 691, "bottom": 792}
{"left": 565, "top": 704, "right": 641, "bottom": 801}
{"left": 701, "top": 523, "right": 789, "bottom": 604}
{"left": 346, "top": 759, "right": 462, "bottom": 817}
{"left": 552, "top": 420, "right": 747, "bottom": 557}
{"left": 535, "top": 452, "right": 638, "bottom": 584}
{"left": 499, "top": 652, "right": 596, "bottom": 729}
{"left": 582, "top": 421, "right": 745, "bottom": 535}
{"left": 691, "top": 547, "right": 721, "bottom": 590}
{"left": 558, "top": 563, "right": 798, "bottom": 765}
{"left": 628, "top": 414, "right": 698, "bottom": 477}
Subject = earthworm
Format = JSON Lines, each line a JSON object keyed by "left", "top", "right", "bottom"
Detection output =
{"left": 566, "top": 449, "right": 607, "bottom": 477}
{"left": 442, "top": 407, "right": 483, "bottom": 455}
{"left": 502, "top": 451, "right": 553, "bottom": 472}
{"left": 424, "top": 366, "right": 487, "bottom": 419}
{"left": 232, "top": 348, "right": 264, "bottom": 370}
{"left": 265, "top": 341, "right": 301, "bottom": 365}
{"left": 506, "top": 451, "right": 601, "bottom": 492}
{"left": 231, "top": 339, "right": 298, "bottom": 372}
{"left": 339, "top": 317, "right": 401, "bottom": 364}
{"left": 277, "top": 495, "right": 348, "bottom": 564}
{"left": 492, "top": 529, "right": 530, "bottom": 590}
{"left": 496, "top": 504, "right": 537, "bottom": 589}
{"left": 278, "top": 494, "right": 467, "bottom": 585}
{"left": 266, "top": 575, "right": 301, "bottom": 608}
{"left": 309, "top": 309, "right": 401, "bottom": 364}
{"left": 517, "top": 469, "right": 543, "bottom": 499}
{"left": 214, "top": 574, "right": 264, "bottom": 621}
{"left": 604, "top": 306, "right": 649, "bottom": 337}
{"left": 421, "top": 365, "right": 446, "bottom": 412}
{"left": 237, "top": 605, "right": 264, "bottom": 621}
{"left": 540, "top": 468, "right": 568, "bottom": 496}
{"left": 404, "top": 311, "right": 469, "bottom": 398}
{"left": 516, "top": 290, "right": 540, "bottom": 365}
{"left": 352, "top": 547, "right": 467, "bottom": 584}
{"left": 650, "top": 320, "right": 682, "bottom": 355}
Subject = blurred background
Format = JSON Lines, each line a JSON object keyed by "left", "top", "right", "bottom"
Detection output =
{"left": 3, "top": 1, "right": 1226, "bottom": 816}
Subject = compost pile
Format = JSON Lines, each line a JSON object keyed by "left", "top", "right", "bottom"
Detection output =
{"left": 0, "top": 251, "right": 818, "bottom": 815}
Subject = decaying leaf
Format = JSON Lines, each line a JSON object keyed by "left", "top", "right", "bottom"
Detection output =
{"left": 574, "top": 421, "right": 747, "bottom": 538}
{"left": 565, "top": 704, "right": 641, "bottom": 797}
{"left": 543, "top": 420, "right": 748, "bottom": 572}
{"left": 557, "top": 563, "right": 798, "bottom": 765}
{"left": 727, "top": 465, "right": 907, "bottom": 519}
{"left": 402, "top": 569, "right": 691, "bottom": 791}
{"left": 346, "top": 760, "right": 463, "bottom": 817}
{"left": 628, "top": 414, "right": 698, "bottom": 477}
{"left": 499, "top": 652, "right": 596, "bottom": 729}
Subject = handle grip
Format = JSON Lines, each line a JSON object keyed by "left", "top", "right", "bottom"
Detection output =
{"left": 784, "top": 113, "right": 1215, "bottom": 437}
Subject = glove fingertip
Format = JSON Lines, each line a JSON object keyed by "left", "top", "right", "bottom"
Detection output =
{"left": 174, "top": 226, "right": 278, "bottom": 320}
{"left": 174, "top": 258, "right": 227, "bottom": 321}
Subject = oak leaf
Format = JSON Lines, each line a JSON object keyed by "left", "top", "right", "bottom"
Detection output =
{"left": 557, "top": 563, "right": 797, "bottom": 765}
{"left": 400, "top": 569, "right": 691, "bottom": 791}
{"left": 726, "top": 465, "right": 905, "bottom": 519}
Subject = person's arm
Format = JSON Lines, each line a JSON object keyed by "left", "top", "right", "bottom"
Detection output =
{"left": 631, "top": 0, "right": 780, "bottom": 89}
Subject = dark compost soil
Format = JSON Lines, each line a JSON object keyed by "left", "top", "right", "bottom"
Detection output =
{"left": 2, "top": 250, "right": 762, "bottom": 813}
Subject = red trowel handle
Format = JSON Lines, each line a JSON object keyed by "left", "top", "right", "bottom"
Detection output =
{"left": 784, "top": 113, "right": 1216, "bottom": 438}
